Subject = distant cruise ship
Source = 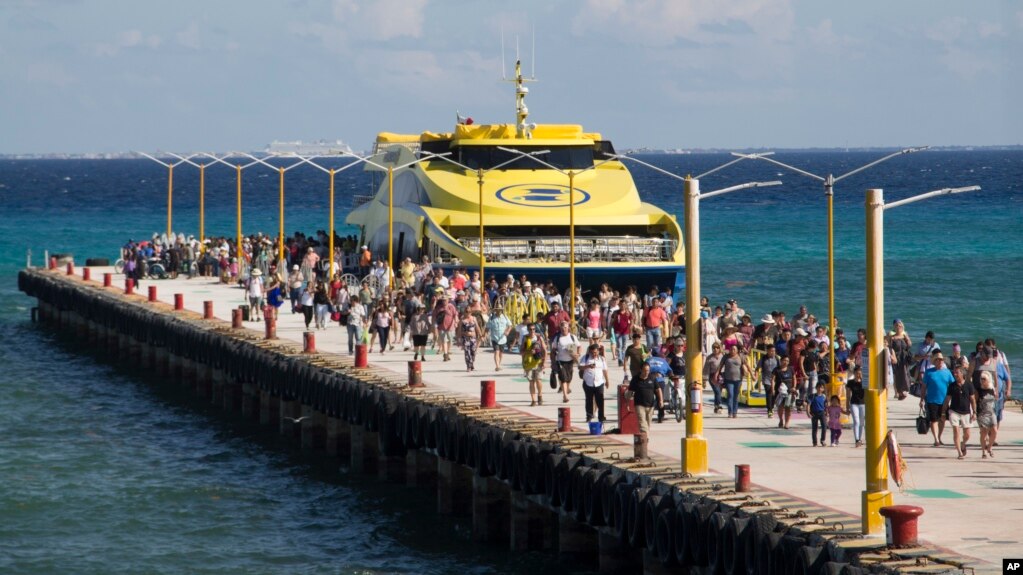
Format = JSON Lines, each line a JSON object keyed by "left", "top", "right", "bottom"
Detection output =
{"left": 264, "top": 139, "right": 353, "bottom": 156}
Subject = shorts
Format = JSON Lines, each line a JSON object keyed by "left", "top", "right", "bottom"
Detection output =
{"left": 412, "top": 334, "right": 428, "bottom": 347}
{"left": 438, "top": 329, "right": 455, "bottom": 344}
{"left": 925, "top": 402, "right": 944, "bottom": 423}
{"left": 524, "top": 367, "right": 543, "bottom": 382}
{"left": 947, "top": 411, "right": 973, "bottom": 428}
{"left": 249, "top": 296, "right": 264, "bottom": 309}
{"left": 490, "top": 339, "right": 504, "bottom": 351}
{"left": 775, "top": 393, "right": 795, "bottom": 408}
{"left": 586, "top": 327, "right": 602, "bottom": 339}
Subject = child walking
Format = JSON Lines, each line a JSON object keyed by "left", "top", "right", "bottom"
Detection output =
{"left": 806, "top": 383, "right": 828, "bottom": 446}
{"left": 827, "top": 395, "right": 844, "bottom": 446}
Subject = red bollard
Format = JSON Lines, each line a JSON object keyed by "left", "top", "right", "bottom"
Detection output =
{"left": 82, "top": 267, "right": 91, "bottom": 281}
{"left": 49, "top": 257, "right": 57, "bottom": 270}
{"left": 481, "top": 380, "right": 496, "bottom": 408}
{"left": 148, "top": 285, "right": 157, "bottom": 302}
{"left": 103, "top": 273, "right": 112, "bottom": 287}
{"left": 203, "top": 301, "right": 214, "bottom": 319}
{"left": 557, "top": 407, "right": 571, "bottom": 432}
{"left": 264, "top": 309, "right": 276, "bottom": 340}
{"left": 879, "top": 505, "right": 924, "bottom": 547}
{"left": 66, "top": 262, "right": 74, "bottom": 275}
{"left": 124, "top": 278, "right": 134, "bottom": 295}
{"left": 408, "top": 361, "right": 423, "bottom": 388}
{"left": 231, "top": 308, "right": 243, "bottom": 329}
{"left": 303, "top": 331, "right": 317, "bottom": 353}
{"left": 174, "top": 293, "right": 184, "bottom": 310}
{"left": 617, "top": 384, "right": 639, "bottom": 435}
{"left": 354, "top": 343, "right": 368, "bottom": 368}
{"left": 735, "top": 464, "right": 751, "bottom": 492}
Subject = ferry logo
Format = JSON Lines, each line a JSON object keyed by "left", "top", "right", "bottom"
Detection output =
{"left": 495, "top": 184, "right": 591, "bottom": 208}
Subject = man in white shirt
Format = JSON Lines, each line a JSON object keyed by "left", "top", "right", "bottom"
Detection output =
{"left": 580, "top": 343, "right": 610, "bottom": 422}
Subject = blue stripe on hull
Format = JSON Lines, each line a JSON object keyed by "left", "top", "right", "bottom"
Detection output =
{"left": 440, "top": 265, "right": 686, "bottom": 295}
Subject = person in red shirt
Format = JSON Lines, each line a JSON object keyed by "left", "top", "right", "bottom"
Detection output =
{"left": 543, "top": 301, "right": 571, "bottom": 339}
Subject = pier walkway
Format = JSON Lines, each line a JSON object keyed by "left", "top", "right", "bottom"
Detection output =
{"left": 31, "top": 268, "right": 1022, "bottom": 572}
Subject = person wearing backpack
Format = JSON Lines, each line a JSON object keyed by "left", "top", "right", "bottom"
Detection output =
{"left": 521, "top": 324, "right": 547, "bottom": 406}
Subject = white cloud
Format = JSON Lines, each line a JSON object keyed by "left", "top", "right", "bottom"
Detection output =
{"left": 176, "top": 22, "right": 201, "bottom": 50}
{"left": 939, "top": 46, "right": 997, "bottom": 80}
{"left": 1017, "top": 10, "right": 1023, "bottom": 30}
{"left": 95, "top": 29, "right": 162, "bottom": 56}
{"left": 570, "top": 0, "right": 794, "bottom": 47}
{"left": 330, "top": 0, "right": 428, "bottom": 41}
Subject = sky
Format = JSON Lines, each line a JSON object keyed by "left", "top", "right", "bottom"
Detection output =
{"left": 1, "top": 0, "right": 1020, "bottom": 154}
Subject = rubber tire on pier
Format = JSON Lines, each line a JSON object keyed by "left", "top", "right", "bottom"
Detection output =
{"left": 745, "top": 512, "right": 779, "bottom": 575}
{"left": 654, "top": 506, "right": 677, "bottom": 567}
{"left": 673, "top": 500, "right": 694, "bottom": 566}
{"left": 643, "top": 493, "right": 672, "bottom": 553}
{"left": 599, "top": 469, "right": 625, "bottom": 527}
{"left": 723, "top": 515, "right": 751, "bottom": 575}
{"left": 689, "top": 501, "right": 718, "bottom": 566}
{"left": 544, "top": 453, "right": 567, "bottom": 507}
{"left": 706, "top": 510, "right": 734, "bottom": 574}
{"left": 772, "top": 535, "right": 807, "bottom": 575}
{"left": 794, "top": 545, "right": 829, "bottom": 575}
{"left": 582, "top": 467, "right": 610, "bottom": 526}
{"left": 612, "top": 482, "right": 639, "bottom": 542}
{"left": 626, "top": 486, "right": 653, "bottom": 548}
{"left": 758, "top": 532, "right": 783, "bottom": 575}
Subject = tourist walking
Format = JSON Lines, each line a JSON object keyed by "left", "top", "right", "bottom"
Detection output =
{"left": 977, "top": 370, "right": 998, "bottom": 458}
{"left": 347, "top": 299, "right": 367, "bottom": 354}
{"left": 629, "top": 363, "right": 663, "bottom": 442}
{"left": 580, "top": 344, "right": 610, "bottom": 423}
{"left": 313, "top": 283, "right": 331, "bottom": 330}
{"left": 756, "top": 346, "right": 780, "bottom": 417}
{"left": 717, "top": 345, "right": 747, "bottom": 418}
{"left": 484, "top": 307, "right": 512, "bottom": 371}
{"left": 521, "top": 324, "right": 547, "bottom": 406}
{"left": 247, "top": 268, "right": 265, "bottom": 321}
{"left": 827, "top": 396, "right": 844, "bottom": 446}
{"left": 806, "top": 382, "right": 828, "bottom": 446}
{"left": 703, "top": 343, "right": 725, "bottom": 414}
{"left": 942, "top": 367, "right": 976, "bottom": 459}
{"left": 888, "top": 319, "right": 913, "bottom": 400}
{"left": 457, "top": 309, "right": 481, "bottom": 372}
{"left": 288, "top": 265, "right": 303, "bottom": 313}
{"left": 409, "top": 302, "right": 431, "bottom": 361}
{"left": 845, "top": 366, "right": 866, "bottom": 447}
{"left": 551, "top": 321, "right": 581, "bottom": 403}
{"left": 921, "top": 351, "right": 954, "bottom": 446}
{"left": 433, "top": 296, "right": 458, "bottom": 362}
{"left": 773, "top": 356, "right": 795, "bottom": 429}
{"left": 299, "top": 283, "right": 315, "bottom": 329}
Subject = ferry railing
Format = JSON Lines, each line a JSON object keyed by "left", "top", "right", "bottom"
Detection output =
{"left": 454, "top": 236, "right": 678, "bottom": 263}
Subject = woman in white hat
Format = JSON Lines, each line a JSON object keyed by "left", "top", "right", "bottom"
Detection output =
{"left": 247, "top": 268, "right": 265, "bottom": 321}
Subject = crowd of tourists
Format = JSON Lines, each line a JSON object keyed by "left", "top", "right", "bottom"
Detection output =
{"left": 124, "top": 232, "right": 1014, "bottom": 457}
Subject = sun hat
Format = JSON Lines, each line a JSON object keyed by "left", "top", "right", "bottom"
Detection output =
{"left": 251, "top": 269, "right": 262, "bottom": 276}
{"left": 292, "top": 265, "right": 299, "bottom": 271}
{"left": 760, "top": 314, "right": 775, "bottom": 324}
{"left": 795, "top": 327, "right": 808, "bottom": 337}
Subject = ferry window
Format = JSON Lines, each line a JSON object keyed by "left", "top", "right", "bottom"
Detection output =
{"left": 456, "top": 145, "right": 594, "bottom": 170}
{"left": 595, "top": 140, "right": 616, "bottom": 158}
{"left": 420, "top": 140, "right": 451, "bottom": 157}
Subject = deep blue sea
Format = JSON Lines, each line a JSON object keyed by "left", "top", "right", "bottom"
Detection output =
{"left": 1, "top": 151, "right": 1020, "bottom": 573}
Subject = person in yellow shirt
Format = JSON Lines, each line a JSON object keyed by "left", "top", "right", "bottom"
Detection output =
{"left": 521, "top": 324, "right": 547, "bottom": 406}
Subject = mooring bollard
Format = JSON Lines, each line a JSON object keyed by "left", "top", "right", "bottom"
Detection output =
{"left": 735, "top": 464, "right": 751, "bottom": 492}
{"left": 231, "top": 308, "right": 243, "bottom": 329}
{"left": 82, "top": 267, "right": 91, "bottom": 281}
{"left": 557, "top": 407, "right": 571, "bottom": 432}
{"left": 408, "top": 360, "right": 423, "bottom": 388}
{"left": 203, "top": 300, "right": 214, "bottom": 319}
{"left": 174, "top": 293, "right": 183, "bottom": 310}
{"left": 264, "top": 308, "right": 276, "bottom": 340}
{"left": 148, "top": 285, "right": 157, "bottom": 302}
{"left": 66, "top": 262, "right": 74, "bottom": 275}
{"left": 49, "top": 257, "right": 57, "bottom": 270}
{"left": 303, "top": 331, "right": 317, "bottom": 353}
{"left": 879, "top": 505, "right": 924, "bottom": 547}
{"left": 633, "top": 432, "right": 649, "bottom": 460}
{"left": 354, "top": 343, "right": 368, "bottom": 368}
{"left": 480, "top": 380, "right": 496, "bottom": 408}
{"left": 124, "top": 278, "right": 134, "bottom": 295}
{"left": 103, "top": 273, "right": 112, "bottom": 287}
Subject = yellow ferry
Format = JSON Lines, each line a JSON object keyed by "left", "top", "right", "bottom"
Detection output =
{"left": 346, "top": 62, "right": 685, "bottom": 291}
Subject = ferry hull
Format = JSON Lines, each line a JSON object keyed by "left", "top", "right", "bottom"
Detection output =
{"left": 439, "top": 264, "right": 685, "bottom": 295}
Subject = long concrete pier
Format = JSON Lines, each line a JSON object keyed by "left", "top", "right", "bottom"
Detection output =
{"left": 20, "top": 265, "right": 1006, "bottom": 574}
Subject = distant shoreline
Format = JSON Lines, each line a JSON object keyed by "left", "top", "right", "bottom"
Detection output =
{"left": 1, "top": 145, "right": 1021, "bottom": 160}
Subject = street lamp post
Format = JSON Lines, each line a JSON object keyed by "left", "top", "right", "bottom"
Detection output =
{"left": 861, "top": 184, "right": 979, "bottom": 535}
{"left": 166, "top": 153, "right": 208, "bottom": 252}
{"left": 735, "top": 147, "right": 928, "bottom": 380}
{"left": 604, "top": 152, "right": 779, "bottom": 475}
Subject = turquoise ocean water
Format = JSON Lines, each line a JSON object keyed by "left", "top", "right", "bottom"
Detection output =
{"left": 1, "top": 151, "right": 1020, "bottom": 573}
